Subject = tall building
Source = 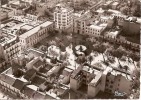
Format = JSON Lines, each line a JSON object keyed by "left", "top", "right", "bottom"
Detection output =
{"left": 70, "top": 65, "right": 133, "bottom": 98}
{"left": 54, "top": 4, "right": 74, "bottom": 31}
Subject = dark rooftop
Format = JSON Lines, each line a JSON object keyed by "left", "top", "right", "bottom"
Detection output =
{"left": 12, "top": 79, "right": 28, "bottom": 91}
{"left": 33, "top": 60, "right": 45, "bottom": 68}
{"left": 0, "top": 74, "right": 16, "bottom": 85}
{"left": 31, "top": 75, "right": 46, "bottom": 86}
{"left": 24, "top": 69, "right": 36, "bottom": 81}
{"left": 0, "top": 58, "right": 5, "bottom": 63}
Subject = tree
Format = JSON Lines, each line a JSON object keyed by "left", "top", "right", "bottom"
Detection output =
{"left": 39, "top": 45, "right": 47, "bottom": 52}
{"left": 88, "top": 55, "right": 93, "bottom": 65}
{"left": 76, "top": 54, "right": 86, "bottom": 64}
{"left": 123, "top": 65, "right": 129, "bottom": 72}
{"left": 93, "top": 43, "right": 107, "bottom": 62}
{"left": 128, "top": 52, "right": 140, "bottom": 68}
{"left": 120, "top": 6, "right": 129, "bottom": 15}
{"left": 107, "top": 47, "right": 124, "bottom": 68}
{"left": 131, "top": 68, "right": 140, "bottom": 91}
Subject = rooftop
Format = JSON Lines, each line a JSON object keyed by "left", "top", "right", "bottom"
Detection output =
{"left": 89, "top": 72, "right": 102, "bottom": 86}
{"left": 89, "top": 21, "right": 107, "bottom": 30}
{"left": 33, "top": 59, "right": 45, "bottom": 68}
{"left": 105, "top": 30, "right": 120, "bottom": 38}
{"left": 19, "top": 21, "right": 53, "bottom": 39}
{"left": 55, "top": 3, "right": 73, "bottom": 13}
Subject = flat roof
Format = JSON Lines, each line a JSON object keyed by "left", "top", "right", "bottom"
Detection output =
{"left": 21, "top": 24, "right": 33, "bottom": 30}
{"left": 100, "top": 16, "right": 110, "bottom": 20}
{"left": 108, "top": 9, "right": 121, "bottom": 14}
{"left": 106, "top": 30, "right": 120, "bottom": 37}
{"left": 89, "top": 72, "right": 102, "bottom": 86}
{"left": 89, "top": 23, "right": 107, "bottom": 30}
{"left": 19, "top": 21, "right": 53, "bottom": 39}
{"left": 90, "top": 25, "right": 103, "bottom": 30}
{"left": 27, "top": 85, "right": 38, "bottom": 91}
{"left": 64, "top": 67, "right": 73, "bottom": 73}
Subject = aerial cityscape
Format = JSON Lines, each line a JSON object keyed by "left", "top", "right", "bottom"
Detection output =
{"left": 0, "top": 0, "right": 140, "bottom": 99}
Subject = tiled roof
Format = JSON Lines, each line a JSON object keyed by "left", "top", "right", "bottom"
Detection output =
{"left": 39, "top": 83, "right": 47, "bottom": 92}
{"left": 0, "top": 74, "right": 16, "bottom": 85}
{"left": 24, "top": 69, "right": 36, "bottom": 81}
{"left": 23, "top": 85, "right": 37, "bottom": 98}
{"left": 12, "top": 79, "right": 27, "bottom": 91}
{"left": 32, "top": 75, "right": 45, "bottom": 86}
{"left": 32, "top": 91, "right": 46, "bottom": 99}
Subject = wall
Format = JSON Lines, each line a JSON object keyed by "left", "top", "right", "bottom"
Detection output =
{"left": 70, "top": 77, "right": 81, "bottom": 90}
{"left": 26, "top": 57, "right": 39, "bottom": 70}
{"left": 87, "top": 82, "right": 101, "bottom": 98}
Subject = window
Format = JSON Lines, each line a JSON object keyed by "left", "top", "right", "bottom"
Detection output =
{"left": 110, "top": 85, "right": 113, "bottom": 88}
{"left": 106, "top": 79, "right": 109, "bottom": 82}
{"left": 111, "top": 81, "right": 114, "bottom": 84}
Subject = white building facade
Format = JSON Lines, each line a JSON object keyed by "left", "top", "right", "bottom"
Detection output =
{"left": 54, "top": 4, "right": 74, "bottom": 31}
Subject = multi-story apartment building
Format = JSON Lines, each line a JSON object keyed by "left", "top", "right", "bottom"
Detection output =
{"left": 0, "top": 58, "right": 7, "bottom": 72}
{"left": 0, "top": 11, "right": 8, "bottom": 21}
{"left": 73, "top": 11, "right": 93, "bottom": 34}
{"left": 0, "top": 35, "right": 20, "bottom": 62}
{"left": 104, "top": 67, "right": 132, "bottom": 95}
{"left": 70, "top": 65, "right": 133, "bottom": 98}
{"left": 1, "top": 7, "right": 15, "bottom": 18}
{"left": 0, "top": 11, "right": 53, "bottom": 62}
{"left": 54, "top": 4, "right": 74, "bottom": 31}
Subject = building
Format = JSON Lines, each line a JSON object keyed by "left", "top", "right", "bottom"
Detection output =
{"left": 0, "top": 58, "right": 7, "bottom": 72}
{"left": 0, "top": 12, "right": 53, "bottom": 62}
{"left": 1, "top": 6, "right": 15, "bottom": 17}
{"left": 0, "top": 36, "right": 20, "bottom": 62}
{"left": 99, "top": 15, "right": 114, "bottom": 28}
{"left": 54, "top": 4, "right": 74, "bottom": 31}
{"left": 19, "top": 20, "right": 53, "bottom": 52}
{"left": 6, "top": 0, "right": 29, "bottom": 16}
{"left": 44, "top": 0, "right": 64, "bottom": 8}
{"left": 0, "top": 72, "right": 28, "bottom": 99}
{"left": 0, "top": 11, "right": 8, "bottom": 21}
{"left": 111, "top": 2, "right": 119, "bottom": 10}
{"left": 70, "top": 64, "right": 133, "bottom": 98}
{"left": 72, "top": 0, "right": 84, "bottom": 8}
{"left": 73, "top": 11, "right": 93, "bottom": 34}
{"left": 104, "top": 67, "right": 133, "bottom": 95}
{"left": 87, "top": 72, "right": 102, "bottom": 97}
{"left": 86, "top": 20, "right": 107, "bottom": 36}
{"left": 104, "top": 27, "right": 122, "bottom": 39}
{"left": 118, "top": 17, "right": 140, "bottom": 35}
